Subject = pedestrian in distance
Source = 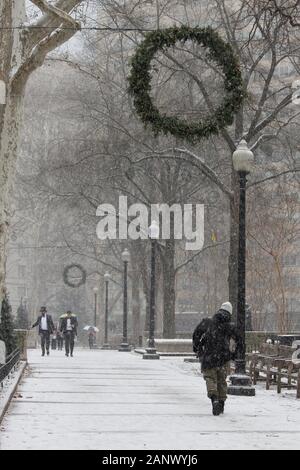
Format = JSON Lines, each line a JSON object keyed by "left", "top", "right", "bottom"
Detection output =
{"left": 57, "top": 329, "right": 64, "bottom": 351}
{"left": 55, "top": 321, "right": 64, "bottom": 351}
{"left": 88, "top": 328, "right": 96, "bottom": 349}
{"left": 193, "top": 302, "right": 239, "bottom": 416}
{"left": 31, "top": 306, "right": 55, "bottom": 357}
{"left": 60, "top": 311, "right": 78, "bottom": 357}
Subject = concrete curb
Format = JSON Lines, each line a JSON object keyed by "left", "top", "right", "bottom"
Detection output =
{"left": 0, "top": 361, "right": 27, "bottom": 425}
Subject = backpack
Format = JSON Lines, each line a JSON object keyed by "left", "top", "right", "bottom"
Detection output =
{"left": 193, "top": 318, "right": 212, "bottom": 357}
{"left": 201, "top": 321, "right": 238, "bottom": 366}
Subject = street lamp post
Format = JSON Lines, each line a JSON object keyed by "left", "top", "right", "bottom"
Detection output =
{"left": 228, "top": 139, "right": 255, "bottom": 397}
{"left": 143, "top": 221, "right": 160, "bottom": 360}
{"left": 102, "top": 272, "right": 111, "bottom": 349}
{"left": 93, "top": 287, "right": 98, "bottom": 328}
{"left": 119, "top": 249, "right": 131, "bottom": 352}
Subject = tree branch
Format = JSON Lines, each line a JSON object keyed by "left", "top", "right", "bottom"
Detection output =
{"left": 248, "top": 168, "right": 300, "bottom": 188}
{"left": 12, "top": 18, "right": 80, "bottom": 90}
{"left": 246, "top": 92, "right": 293, "bottom": 140}
{"left": 175, "top": 240, "right": 229, "bottom": 273}
{"left": 173, "top": 148, "right": 234, "bottom": 199}
{"left": 30, "top": 0, "right": 79, "bottom": 28}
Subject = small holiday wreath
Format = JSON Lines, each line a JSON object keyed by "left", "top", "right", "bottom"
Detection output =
{"left": 63, "top": 264, "right": 87, "bottom": 288}
{"left": 128, "top": 26, "right": 245, "bottom": 142}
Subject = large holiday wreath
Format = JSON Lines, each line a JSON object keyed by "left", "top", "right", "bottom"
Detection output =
{"left": 63, "top": 264, "right": 87, "bottom": 288}
{"left": 128, "top": 26, "right": 245, "bottom": 142}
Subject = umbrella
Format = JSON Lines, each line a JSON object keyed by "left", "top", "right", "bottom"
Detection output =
{"left": 60, "top": 313, "right": 77, "bottom": 319}
{"left": 83, "top": 325, "right": 99, "bottom": 332}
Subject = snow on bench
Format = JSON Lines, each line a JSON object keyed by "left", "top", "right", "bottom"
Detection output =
{"left": 154, "top": 339, "right": 193, "bottom": 353}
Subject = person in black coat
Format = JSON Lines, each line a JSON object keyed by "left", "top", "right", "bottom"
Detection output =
{"left": 60, "top": 311, "right": 78, "bottom": 357}
{"left": 32, "top": 306, "right": 55, "bottom": 357}
{"left": 193, "top": 302, "right": 240, "bottom": 416}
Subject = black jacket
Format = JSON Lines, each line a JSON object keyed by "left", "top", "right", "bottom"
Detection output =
{"left": 193, "top": 318, "right": 212, "bottom": 355}
{"left": 32, "top": 314, "right": 55, "bottom": 335}
{"left": 193, "top": 310, "right": 239, "bottom": 371}
{"left": 60, "top": 315, "right": 78, "bottom": 335}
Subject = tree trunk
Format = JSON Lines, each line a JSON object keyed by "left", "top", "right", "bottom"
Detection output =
{"left": 0, "top": 0, "right": 82, "bottom": 304}
{"left": 0, "top": 1, "right": 26, "bottom": 303}
{"left": 0, "top": 91, "right": 25, "bottom": 302}
{"left": 229, "top": 169, "right": 240, "bottom": 323}
{"left": 274, "top": 255, "right": 288, "bottom": 334}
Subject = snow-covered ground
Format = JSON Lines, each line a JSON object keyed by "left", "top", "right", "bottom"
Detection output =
{"left": 0, "top": 349, "right": 299, "bottom": 450}
{"left": 0, "top": 362, "right": 25, "bottom": 412}
{"left": 0, "top": 368, "right": 20, "bottom": 403}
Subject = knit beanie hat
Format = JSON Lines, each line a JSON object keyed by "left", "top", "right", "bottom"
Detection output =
{"left": 220, "top": 302, "right": 233, "bottom": 315}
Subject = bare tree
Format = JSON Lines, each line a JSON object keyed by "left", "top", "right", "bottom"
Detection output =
{"left": 0, "top": 0, "right": 84, "bottom": 302}
{"left": 255, "top": 0, "right": 300, "bottom": 27}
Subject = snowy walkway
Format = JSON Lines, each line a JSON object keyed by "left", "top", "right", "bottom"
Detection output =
{"left": 0, "top": 349, "right": 300, "bottom": 450}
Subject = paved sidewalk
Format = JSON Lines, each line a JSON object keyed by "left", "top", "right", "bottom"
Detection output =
{"left": 0, "top": 349, "right": 300, "bottom": 450}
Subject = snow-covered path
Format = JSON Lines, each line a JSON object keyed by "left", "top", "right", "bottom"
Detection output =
{"left": 0, "top": 349, "right": 300, "bottom": 450}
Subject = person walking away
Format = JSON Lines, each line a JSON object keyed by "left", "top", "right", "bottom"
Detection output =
{"left": 55, "top": 321, "right": 64, "bottom": 350}
{"left": 193, "top": 302, "right": 239, "bottom": 416}
{"left": 60, "top": 311, "right": 78, "bottom": 357}
{"left": 57, "top": 329, "right": 64, "bottom": 351}
{"left": 32, "top": 307, "right": 55, "bottom": 357}
{"left": 88, "top": 328, "right": 96, "bottom": 349}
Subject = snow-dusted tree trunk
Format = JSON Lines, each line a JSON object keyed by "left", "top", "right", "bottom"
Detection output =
{"left": 0, "top": 0, "right": 83, "bottom": 302}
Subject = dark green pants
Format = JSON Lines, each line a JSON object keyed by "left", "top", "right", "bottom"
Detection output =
{"left": 203, "top": 363, "right": 229, "bottom": 401}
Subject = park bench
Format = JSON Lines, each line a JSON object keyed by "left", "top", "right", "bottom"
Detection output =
{"left": 247, "top": 344, "right": 300, "bottom": 399}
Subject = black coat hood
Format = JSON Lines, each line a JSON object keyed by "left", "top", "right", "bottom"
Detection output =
{"left": 213, "top": 309, "right": 232, "bottom": 325}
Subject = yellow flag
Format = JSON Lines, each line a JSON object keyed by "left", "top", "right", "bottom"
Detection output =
{"left": 211, "top": 231, "right": 217, "bottom": 243}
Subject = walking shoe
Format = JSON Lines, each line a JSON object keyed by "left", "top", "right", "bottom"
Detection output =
{"left": 42, "top": 353, "right": 45, "bottom": 357}
{"left": 219, "top": 401, "right": 225, "bottom": 414}
{"left": 211, "top": 396, "right": 222, "bottom": 416}
{"left": 65, "top": 353, "right": 69, "bottom": 357}
{"left": 47, "top": 351, "right": 50, "bottom": 356}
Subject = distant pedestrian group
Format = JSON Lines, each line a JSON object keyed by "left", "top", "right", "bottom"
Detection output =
{"left": 32, "top": 307, "right": 78, "bottom": 358}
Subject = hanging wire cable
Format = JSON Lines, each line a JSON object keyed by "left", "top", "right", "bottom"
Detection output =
{"left": 0, "top": 25, "right": 275, "bottom": 43}
{"left": 0, "top": 26, "right": 155, "bottom": 31}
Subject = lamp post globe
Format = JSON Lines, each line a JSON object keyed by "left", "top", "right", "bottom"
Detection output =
{"left": 148, "top": 220, "right": 159, "bottom": 240}
{"left": 122, "top": 248, "right": 130, "bottom": 264}
{"left": 232, "top": 139, "right": 254, "bottom": 174}
{"left": 228, "top": 139, "right": 255, "bottom": 397}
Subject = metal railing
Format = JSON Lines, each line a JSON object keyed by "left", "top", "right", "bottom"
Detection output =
{"left": 0, "top": 349, "right": 20, "bottom": 387}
